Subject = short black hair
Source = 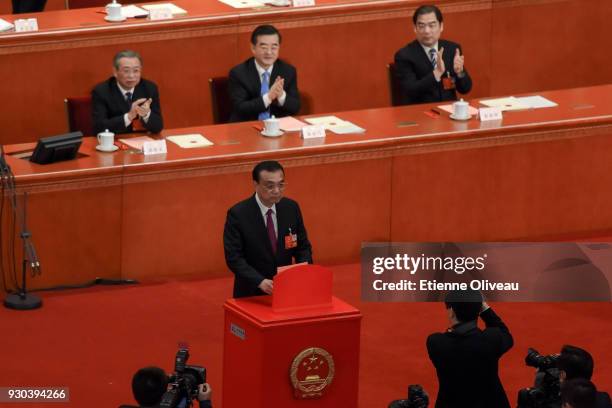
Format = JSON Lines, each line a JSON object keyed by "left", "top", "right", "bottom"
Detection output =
{"left": 132, "top": 367, "right": 167, "bottom": 407}
{"left": 250, "top": 25, "right": 282, "bottom": 45}
{"left": 412, "top": 5, "right": 443, "bottom": 25}
{"left": 444, "top": 289, "right": 482, "bottom": 322}
{"left": 561, "top": 378, "right": 597, "bottom": 408}
{"left": 252, "top": 160, "right": 284, "bottom": 182}
{"left": 558, "top": 345, "right": 594, "bottom": 380}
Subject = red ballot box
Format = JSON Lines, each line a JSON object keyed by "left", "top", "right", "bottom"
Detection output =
{"left": 222, "top": 264, "right": 362, "bottom": 408}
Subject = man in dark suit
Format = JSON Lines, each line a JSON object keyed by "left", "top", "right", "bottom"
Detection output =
{"left": 394, "top": 5, "right": 472, "bottom": 105}
{"left": 427, "top": 290, "right": 513, "bottom": 408}
{"left": 562, "top": 379, "right": 611, "bottom": 408}
{"left": 228, "top": 25, "right": 300, "bottom": 122}
{"left": 92, "top": 50, "right": 163, "bottom": 135}
{"left": 12, "top": 0, "right": 46, "bottom": 13}
{"left": 223, "top": 160, "right": 312, "bottom": 298}
{"left": 558, "top": 345, "right": 612, "bottom": 408}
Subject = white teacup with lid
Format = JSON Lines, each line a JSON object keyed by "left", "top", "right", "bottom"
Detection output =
{"left": 452, "top": 98, "right": 470, "bottom": 119}
{"left": 97, "top": 129, "right": 115, "bottom": 149}
{"left": 106, "top": 0, "right": 123, "bottom": 21}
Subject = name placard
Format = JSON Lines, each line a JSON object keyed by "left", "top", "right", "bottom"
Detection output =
{"left": 301, "top": 125, "right": 326, "bottom": 140}
{"left": 143, "top": 139, "right": 168, "bottom": 155}
{"left": 292, "top": 0, "right": 315, "bottom": 7}
{"left": 14, "top": 18, "right": 38, "bottom": 32}
{"left": 149, "top": 7, "right": 173, "bottom": 20}
{"left": 479, "top": 107, "right": 503, "bottom": 122}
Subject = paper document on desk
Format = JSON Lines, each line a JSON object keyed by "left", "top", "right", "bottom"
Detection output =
{"left": 166, "top": 134, "right": 213, "bottom": 148}
{"left": 514, "top": 95, "right": 558, "bottom": 109}
{"left": 479, "top": 97, "right": 529, "bottom": 111}
{"left": 120, "top": 5, "right": 149, "bottom": 18}
{"left": 437, "top": 104, "right": 479, "bottom": 116}
{"left": 141, "top": 3, "right": 187, "bottom": 15}
{"left": 0, "top": 18, "right": 14, "bottom": 32}
{"left": 218, "top": 0, "right": 265, "bottom": 8}
{"left": 279, "top": 116, "right": 308, "bottom": 132}
{"left": 305, "top": 116, "right": 365, "bottom": 134}
{"left": 119, "top": 136, "right": 156, "bottom": 150}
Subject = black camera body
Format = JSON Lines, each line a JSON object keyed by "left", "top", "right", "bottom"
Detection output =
{"left": 160, "top": 348, "right": 207, "bottom": 408}
{"left": 389, "top": 384, "right": 429, "bottom": 408}
{"left": 517, "top": 348, "right": 561, "bottom": 408}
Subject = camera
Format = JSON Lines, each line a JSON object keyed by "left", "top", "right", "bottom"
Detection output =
{"left": 159, "top": 348, "right": 207, "bottom": 408}
{"left": 517, "top": 348, "right": 561, "bottom": 408}
{"left": 389, "top": 384, "right": 429, "bottom": 408}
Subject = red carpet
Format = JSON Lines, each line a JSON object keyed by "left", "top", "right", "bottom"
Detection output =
{"left": 1, "top": 264, "right": 611, "bottom": 407}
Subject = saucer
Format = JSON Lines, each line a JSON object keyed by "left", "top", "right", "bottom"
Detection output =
{"left": 105, "top": 15, "right": 127, "bottom": 22}
{"left": 96, "top": 144, "right": 119, "bottom": 152}
{"left": 261, "top": 129, "right": 284, "bottom": 138}
{"left": 449, "top": 113, "right": 471, "bottom": 121}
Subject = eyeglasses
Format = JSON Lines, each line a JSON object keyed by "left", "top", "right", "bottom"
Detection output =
{"left": 260, "top": 182, "right": 286, "bottom": 192}
{"left": 415, "top": 22, "right": 439, "bottom": 31}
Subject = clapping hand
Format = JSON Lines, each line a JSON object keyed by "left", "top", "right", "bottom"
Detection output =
{"left": 268, "top": 77, "right": 285, "bottom": 101}
{"left": 453, "top": 48, "right": 465, "bottom": 75}
{"left": 433, "top": 47, "right": 446, "bottom": 81}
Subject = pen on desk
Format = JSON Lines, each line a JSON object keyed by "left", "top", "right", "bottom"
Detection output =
{"left": 430, "top": 108, "right": 441, "bottom": 115}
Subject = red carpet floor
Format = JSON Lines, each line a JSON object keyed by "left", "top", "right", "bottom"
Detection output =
{"left": 1, "top": 264, "right": 611, "bottom": 407}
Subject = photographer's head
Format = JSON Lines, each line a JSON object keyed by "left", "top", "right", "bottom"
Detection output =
{"left": 444, "top": 289, "right": 483, "bottom": 325}
{"left": 132, "top": 367, "right": 168, "bottom": 407}
{"left": 558, "top": 345, "right": 594, "bottom": 383}
{"left": 561, "top": 378, "right": 597, "bottom": 408}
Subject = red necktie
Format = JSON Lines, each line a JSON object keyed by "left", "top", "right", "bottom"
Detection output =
{"left": 266, "top": 209, "right": 277, "bottom": 254}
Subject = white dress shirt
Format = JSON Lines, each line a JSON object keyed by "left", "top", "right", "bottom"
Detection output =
{"left": 254, "top": 60, "right": 286, "bottom": 109}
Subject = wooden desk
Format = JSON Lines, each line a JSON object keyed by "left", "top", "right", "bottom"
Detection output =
{"left": 2, "top": 85, "right": 612, "bottom": 290}
{"left": 1, "top": 0, "right": 611, "bottom": 143}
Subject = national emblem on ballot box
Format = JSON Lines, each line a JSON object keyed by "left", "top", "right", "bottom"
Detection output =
{"left": 290, "top": 347, "right": 335, "bottom": 398}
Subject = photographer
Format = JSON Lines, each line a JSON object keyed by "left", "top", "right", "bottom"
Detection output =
{"left": 427, "top": 289, "right": 513, "bottom": 408}
{"left": 561, "top": 379, "right": 598, "bottom": 408}
{"left": 518, "top": 345, "right": 611, "bottom": 408}
{"left": 558, "top": 346, "right": 611, "bottom": 408}
{"left": 121, "top": 367, "right": 212, "bottom": 408}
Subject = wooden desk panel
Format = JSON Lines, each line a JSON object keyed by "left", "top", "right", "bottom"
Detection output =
{"left": 2, "top": 85, "right": 612, "bottom": 290}
{"left": 1, "top": 0, "right": 611, "bottom": 143}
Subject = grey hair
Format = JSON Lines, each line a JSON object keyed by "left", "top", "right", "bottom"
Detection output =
{"left": 113, "top": 50, "right": 142, "bottom": 69}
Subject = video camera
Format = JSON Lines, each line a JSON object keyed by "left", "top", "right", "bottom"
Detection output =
{"left": 159, "top": 348, "right": 207, "bottom": 408}
{"left": 517, "top": 348, "right": 561, "bottom": 408}
{"left": 389, "top": 384, "right": 429, "bottom": 408}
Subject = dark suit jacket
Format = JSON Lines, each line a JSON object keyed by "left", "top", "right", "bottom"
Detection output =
{"left": 12, "top": 0, "right": 46, "bottom": 13}
{"left": 394, "top": 39, "right": 472, "bottom": 105}
{"left": 223, "top": 195, "right": 313, "bottom": 298}
{"left": 427, "top": 308, "right": 513, "bottom": 408}
{"left": 228, "top": 58, "right": 300, "bottom": 122}
{"left": 596, "top": 391, "right": 612, "bottom": 408}
{"left": 92, "top": 77, "right": 163, "bottom": 135}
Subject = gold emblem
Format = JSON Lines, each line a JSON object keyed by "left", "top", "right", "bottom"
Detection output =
{"left": 289, "top": 347, "right": 335, "bottom": 399}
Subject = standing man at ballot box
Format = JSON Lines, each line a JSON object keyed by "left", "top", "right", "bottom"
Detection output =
{"left": 92, "top": 50, "right": 163, "bottom": 135}
{"left": 228, "top": 25, "right": 300, "bottom": 122}
{"left": 394, "top": 5, "right": 472, "bottom": 105}
{"left": 223, "top": 161, "right": 312, "bottom": 298}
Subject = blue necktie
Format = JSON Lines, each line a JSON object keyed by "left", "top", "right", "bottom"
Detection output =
{"left": 429, "top": 48, "right": 437, "bottom": 69}
{"left": 258, "top": 71, "right": 270, "bottom": 120}
{"left": 125, "top": 91, "right": 132, "bottom": 105}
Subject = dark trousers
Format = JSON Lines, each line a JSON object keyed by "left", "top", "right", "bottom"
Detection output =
{"left": 12, "top": 0, "right": 47, "bottom": 13}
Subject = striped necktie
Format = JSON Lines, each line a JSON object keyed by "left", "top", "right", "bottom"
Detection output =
{"left": 429, "top": 48, "right": 437, "bottom": 69}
